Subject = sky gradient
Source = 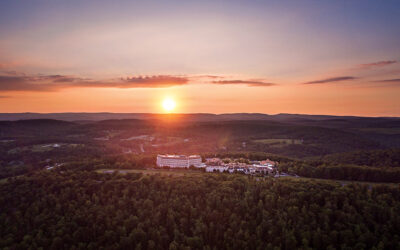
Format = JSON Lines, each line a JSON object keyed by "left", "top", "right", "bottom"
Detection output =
{"left": 0, "top": 0, "right": 399, "bottom": 116}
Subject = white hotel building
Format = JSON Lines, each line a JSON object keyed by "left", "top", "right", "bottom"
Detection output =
{"left": 156, "top": 154, "right": 203, "bottom": 168}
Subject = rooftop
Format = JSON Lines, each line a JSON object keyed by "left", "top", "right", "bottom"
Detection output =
{"left": 158, "top": 154, "right": 201, "bottom": 159}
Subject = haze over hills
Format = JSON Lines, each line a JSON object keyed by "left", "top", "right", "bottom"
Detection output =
{"left": 0, "top": 112, "right": 399, "bottom": 122}
{"left": 1, "top": 114, "right": 399, "bottom": 156}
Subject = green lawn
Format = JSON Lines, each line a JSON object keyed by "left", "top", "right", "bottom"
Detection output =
{"left": 31, "top": 145, "right": 56, "bottom": 152}
{"left": 96, "top": 168, "right": 206, "bottom": 177}
{"left": 253, "top": 139, "right": 303, "bottom": 147}
{"left": 282, "top": 176, "right": 399, "bottom": 187}
{"left": 8, "top": 144, "right": 57, "bottom": 154}
{"left": 357, "top": 127, "right": 400, "bottom": 135}
{"left": 8, "top": 143, "right": 83, "bottom": 154}
{"left": 96, "top": 169, "right": 399, "bottom": 186}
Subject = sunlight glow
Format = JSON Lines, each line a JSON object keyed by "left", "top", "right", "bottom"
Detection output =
{"left": 162, "top": 98, "right": 176, "bottom": 112}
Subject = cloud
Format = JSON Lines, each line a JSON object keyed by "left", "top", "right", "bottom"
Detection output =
{"left": 0, "top": 75, "right": 89, "bottom": 91}
{"left": 359, "top": 60, "right": 397, "bottom": 69}
{"left": 0, "top": 72, "right": 279, "bottom": 91}
{"left": 212, "top": 80, "right": 276, "bottom": 87}
{"left": 188, "top": 75, "right": 227, "bottom": 82}
{"left": 0, "top": 95, "right": 10, "bottom": 98}
{"left": 373, "top": 78, "right": 400, "bottom": 86}
{"left": 0, "top": 70, "right": 20, "bottom": 76}
{"left": 0, "top": 75, "right": 58, "bottom": 91}
{"left": 303, "top": 76, "right": 357, "bottom": 85}
{"left": 113, "top": 75, "right": 188, "bottom": 88}
{"left": 0, "top": 74, "right": 189, "bottom": 91}
{"left": 197, "top": 75, "right": 225, "bottom": 79}
{"left": 74, "top": 75, "right": 189, "bottom": 88}
{"left": 377, "top": 78, "right": 400, "bottom": 83}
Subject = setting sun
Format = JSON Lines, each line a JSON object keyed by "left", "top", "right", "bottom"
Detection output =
{"left": 162, "top": 98, "right": 176, "bottom": 112}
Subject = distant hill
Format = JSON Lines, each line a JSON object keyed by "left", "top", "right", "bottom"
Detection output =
{"left": 0, "top": 112, "right": 398, "bottom": 123}
{"left": 0, "top": 115, "right": 398, "bottom": 158}
{"left": 0, "top": 113, "right": 157, "bottom": 122}
{"left": 0, "top": 119, "right": 77, "bottom": 137}
{"left": 0, "top": 119, "right": 74, "bottom": 129}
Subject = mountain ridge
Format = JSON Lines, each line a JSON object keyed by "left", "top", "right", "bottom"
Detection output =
{"left": 0, "top": 112, "right": 399, "bottom": 122}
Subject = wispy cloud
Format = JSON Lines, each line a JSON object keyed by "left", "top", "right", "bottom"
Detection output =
{"left": 358, "top": 60, "right": 397, "bottom": 69}
{"left": 0, "top": 95, "right": 10, "bottom": 98}
{"left": 74, "top": 75, "right": 189, "bottom": 89}
{"left": 303, "top": 76, "right": 357, "bottom": 85}
{"left": 0, "top": 75, "right": 90, "bottom": 91}
{"left": 0, "top": 71, "right": 280, "bottom": 91}
{"left": 212, "top": 80, "right": 276, "bottom": 87}
{"left": 0, "top": 75, "right": 58, "bottom": 91}
{"left": 375, "top": 78, "right": 400, "bottom": 83}
{"left": 0, "top": 74, "right": 189, "bottom": 91}
{"left": 376, "top": 78, "right": 400, "bottom": 83}
{"left": 112, "top": 75, "right": 188, "bottom": 88}
{"left": 194, "top": 75, "right": 225, "bottom": 79}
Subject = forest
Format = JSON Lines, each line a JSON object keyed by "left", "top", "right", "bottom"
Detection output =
{"left": 277, "top": 149, "right": 400, "bottom": 183}
{"left": 0, "top": 115, "right": 400, "bottom": 249}
{"left": 1, "top": 171, "right": 400, "bottom": 249}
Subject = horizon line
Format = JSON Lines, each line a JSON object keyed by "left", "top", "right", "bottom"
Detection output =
{"left": 0, "top": 112, "right": 399, "bottom": 119}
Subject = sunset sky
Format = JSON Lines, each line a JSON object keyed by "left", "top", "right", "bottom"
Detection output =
{"left": 0, "top": 0, "right": 399, "bottom": 116}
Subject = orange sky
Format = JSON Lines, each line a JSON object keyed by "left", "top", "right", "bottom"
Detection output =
{"left": 1, "top": 82, "right": 399, "bottom": 116}
{"left": 0, "top": 1, "right": 400, "bottom": 116}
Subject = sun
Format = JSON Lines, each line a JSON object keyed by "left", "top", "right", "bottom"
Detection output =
{"left": 162, "top": 97, "right": 176, "bottom": 112}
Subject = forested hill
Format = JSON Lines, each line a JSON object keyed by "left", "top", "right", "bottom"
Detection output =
{"left": 1, "top": 117, "right": 399, "bottom": 158}
{"left": 0, "top": 112, "right": 399, "bottom": 123}
{"left": 318, "top": 149, "right": 400, "bottom": 168}
{"left": 0, "top": 119, "right": 76, "bottom": 137}
{"left": 1, "top": 171, "right": 399, "bottom": 249}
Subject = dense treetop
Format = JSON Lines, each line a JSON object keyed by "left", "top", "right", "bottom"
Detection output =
{"left": 1, "top": 171, "right": 399, "bottom": 249}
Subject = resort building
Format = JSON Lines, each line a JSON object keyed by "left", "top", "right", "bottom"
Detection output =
{"left": 156, "top": 154, "right": 203, "bottom": 168}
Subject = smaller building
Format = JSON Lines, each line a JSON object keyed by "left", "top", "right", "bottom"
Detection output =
{"left": 260, "top": 159, "right": 277, "bottom": 167}
{"left": 253, "top": 165, "right": 274, "bottom": 174}
{"left": 205, "top": 158, "right": 223, "bottom": 166}
{"left": 206, "top": 166, "right": 228, "bottom": 173}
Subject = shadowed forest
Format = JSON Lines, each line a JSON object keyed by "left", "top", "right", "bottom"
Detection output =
{"left": 1, "top": 172, "right": 400, "bottom": 249}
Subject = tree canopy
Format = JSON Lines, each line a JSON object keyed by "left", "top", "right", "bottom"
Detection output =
{"left": 1, "top": 171, "right": 399, "bottom": 249}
